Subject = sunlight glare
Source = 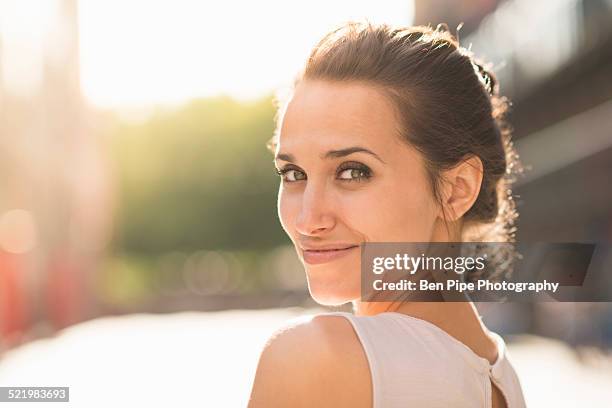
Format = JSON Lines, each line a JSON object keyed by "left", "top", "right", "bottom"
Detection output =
{"left": 78, "top": 0, "right": 413, "bottom": 109}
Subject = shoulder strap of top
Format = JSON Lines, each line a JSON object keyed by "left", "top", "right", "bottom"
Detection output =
{"left": 323, "top": 311, "right": 383, "bottom": 408}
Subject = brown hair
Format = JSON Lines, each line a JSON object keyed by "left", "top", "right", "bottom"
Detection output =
{"left": 268, "top": 21, "right": 523, "bottom": 282}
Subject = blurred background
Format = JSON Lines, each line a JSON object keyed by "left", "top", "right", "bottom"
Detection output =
{"left": 0, "top": 0, "right": 611, "bottom": 406}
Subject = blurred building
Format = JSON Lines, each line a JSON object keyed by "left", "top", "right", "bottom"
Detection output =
{"left": 0, "top": 0, "right": 112, "bottom": 352}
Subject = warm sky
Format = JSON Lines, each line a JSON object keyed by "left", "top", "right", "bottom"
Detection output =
{"left": 77, "top": 0, "right": 413, "bottom": 108}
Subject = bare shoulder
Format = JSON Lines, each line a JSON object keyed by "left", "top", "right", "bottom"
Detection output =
{"left": 248, "top": 314, "right": 371, "bottom": 408}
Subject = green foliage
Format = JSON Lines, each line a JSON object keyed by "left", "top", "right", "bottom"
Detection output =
{"left": 106, "top": 95, "right": 289, "bottom": 255}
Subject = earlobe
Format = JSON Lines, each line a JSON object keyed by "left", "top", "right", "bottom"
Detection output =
{"left": 441, "top": 155, "right": 484, "bottom": 222}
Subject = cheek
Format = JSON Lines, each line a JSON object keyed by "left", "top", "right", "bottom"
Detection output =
{"left": 343, "top": 179, "right": 437, "bottom": 241}
{"left": 385, "top": 187, "right": 437, "bottom": 240}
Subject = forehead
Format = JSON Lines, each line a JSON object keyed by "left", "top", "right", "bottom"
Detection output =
{"left": 279, "top": 80, "right": 402, "bottom": 152}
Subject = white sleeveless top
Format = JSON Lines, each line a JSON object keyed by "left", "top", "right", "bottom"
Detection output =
{"left": 323, "top": 311, "right": 526, "bottom": 408}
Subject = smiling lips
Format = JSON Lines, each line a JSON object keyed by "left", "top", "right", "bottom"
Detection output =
{"left": 301, "top": 244, "right": 359, "bottom": 264}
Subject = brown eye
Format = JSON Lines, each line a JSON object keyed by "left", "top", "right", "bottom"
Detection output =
{"left": 285, "top": 169, "right": 306, "bottom": 182}
{"left": 276, "top": 167, "right": 306, "bottom": 182}
{"left": 337, "top": 162, "right": 372, "bottom": 181}
{"left": 338, "top": 168, "right": 363, "bottom": 180}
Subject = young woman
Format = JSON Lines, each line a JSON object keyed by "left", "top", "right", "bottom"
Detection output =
{"left": 249, "top": 21, "right": 526, "bottom": 408}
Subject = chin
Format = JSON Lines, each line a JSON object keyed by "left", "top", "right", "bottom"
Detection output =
{"left": 309, "top": 291, "right": 352, "bottom": 307}
{"left": 305, "top": 266, "right": 360, "bottom": 306}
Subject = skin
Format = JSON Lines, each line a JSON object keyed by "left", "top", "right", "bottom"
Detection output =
{"left": 248, "top": 80, "right": 505, "bottom": 408}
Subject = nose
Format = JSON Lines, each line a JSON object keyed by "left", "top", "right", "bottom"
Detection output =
{"left": 294, "top": 180, "right": 335, "bottom": 236}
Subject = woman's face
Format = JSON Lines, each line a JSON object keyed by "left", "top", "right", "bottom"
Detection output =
{"left": 275, "top": 80, "right": 440, "bottom": 306}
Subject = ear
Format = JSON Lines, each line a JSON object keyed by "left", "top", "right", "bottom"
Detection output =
{"left": 438, "top": 155, "right": 483, "bottom": 222}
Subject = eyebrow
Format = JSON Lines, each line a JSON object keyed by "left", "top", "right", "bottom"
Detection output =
{"left": 275, "top": 146, "right": 385, "bottom": 164}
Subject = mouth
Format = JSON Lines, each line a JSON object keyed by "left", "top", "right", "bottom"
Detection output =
{"left": 301, "top": 245, "right": 359, "bottom": 265}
